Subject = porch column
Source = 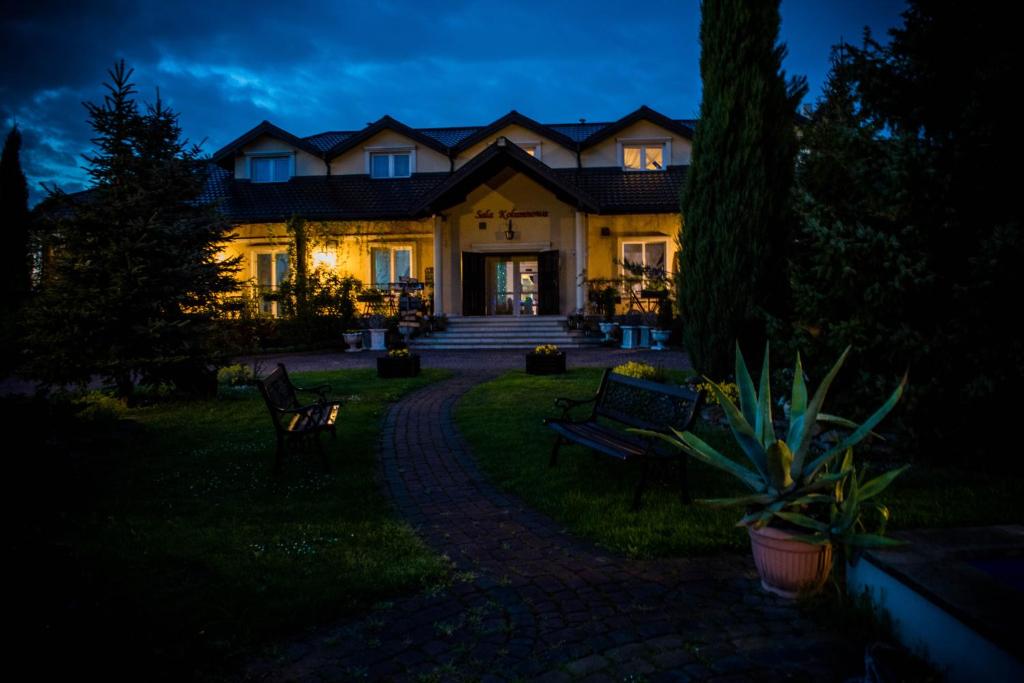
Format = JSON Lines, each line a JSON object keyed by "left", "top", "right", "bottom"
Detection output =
{"left": 574, "top": 210, "right": 586, "bottom": 312}
{"left": 432, "top": 214, "right": 444, "bottom": 315}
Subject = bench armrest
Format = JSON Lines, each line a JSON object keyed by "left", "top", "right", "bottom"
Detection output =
{"left": 292, "top": 382, "right": 332, "bottom": 400}
{"left": 553, "top": 395, "right": 597, "bottom": 421}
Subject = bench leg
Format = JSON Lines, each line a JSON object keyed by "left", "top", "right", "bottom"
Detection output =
{"left": 314, "top": 432, "right": 330, "bottom": 472}
{"left": 632, "top": 457, "right": 650, "bottom": 511}
{"left": 549, "top": 435, "right": 564, "bottom": 467}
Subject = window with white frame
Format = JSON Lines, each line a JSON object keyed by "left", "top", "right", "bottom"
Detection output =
{"left": 621, "top": 143, "right": 666, "bottom": 171}
{"left": 371, "top": 246, "right": 413, "bottom": 287}
{"left": 515, "top": 142, "right": 540, "bottom": 159}
{"left": 621, "top": 240, "right": 668, "bottom": 293}
{"left": 250, "top": 155, "right": 292, "bottom": 182}
{"left": 254, "top": 250, "right": 290, "bottom": 315}
{"left": 370, "top": 151, "right": 412, "bottom": 178}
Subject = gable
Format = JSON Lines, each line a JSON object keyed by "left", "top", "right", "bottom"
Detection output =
{"left": 581, "top": 120, "right": 692, "bottom": 168}
{"left": 234, "top": 134, "right": 326, "bottom": 178}
{"left": 329, "top": 129, "right": 450, "bottom": 175}
{"left": 454, "top": 124, "right": 577, "bottom": 170}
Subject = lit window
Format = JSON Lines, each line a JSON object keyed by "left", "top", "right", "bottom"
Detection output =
{"left": 250, "top": 155, "right": 291, "bottom": 182}
{"left": 622, "top": 144, "right": 665, "bottom": 171}
{"left": 255, "top": 251, "right": 289, "bottom": 316}
{"left": 621, "top": 241, "right": 668, "bottom": 293}
{"left": 371, "top": 247, "right": 413, "bottom": 287}
{"left": 370, "top": 152, "right": 412, "bottom": 178}
{"left": 516, "top": 143, "right": 539, "bottom": 158}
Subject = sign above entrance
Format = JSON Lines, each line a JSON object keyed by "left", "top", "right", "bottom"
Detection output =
{"left": 475, "top": 209, "right": 549, "bottom": 219}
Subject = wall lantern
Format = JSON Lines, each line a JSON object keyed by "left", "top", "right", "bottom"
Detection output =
{"left": 505, "top": 219, "right": 515, "bottom": 241}
{"left": 600, "top": 226, "right": 611, "bottom": 237}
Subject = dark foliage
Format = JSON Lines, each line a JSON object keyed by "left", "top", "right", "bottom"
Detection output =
{"left": 785, "top": 2, "right": 1024, "bottom": 466}
{"left": 678, "top": 0, "right": 807, "bottom": 378}
{"left": 25, "top": 61, "right": 239, "bottom": 397}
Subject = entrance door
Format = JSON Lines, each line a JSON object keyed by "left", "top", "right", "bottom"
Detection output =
{"left": 538, "top": 250, "right": 559, "bottom": 315}
{"left": 462, "top": 252, "right": 486, "bottom": 316}
{"left": 483, "top": 255, "right": 541, "bottom": 316}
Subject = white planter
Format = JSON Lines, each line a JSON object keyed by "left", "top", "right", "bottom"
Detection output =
{"left": 598, "top": 321, "right": 618, "bottom": 342}
{"left": 343, "top": 332, "right": 363, "bottom": 352}
{"left": 620, "top": 325, "right": 640, "bottom": 349}
{"left": 651, "top": 329, "right": 671, "bottom": 351}
{"left": 368, "top": 328, "right": 388, "bottom": 351}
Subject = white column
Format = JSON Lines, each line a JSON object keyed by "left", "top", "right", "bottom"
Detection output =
{"left": 574, "top": 210, "right": 586, "bottom": 312}
{"left": 432, "top": 214, "right": 444, "bottom": 315}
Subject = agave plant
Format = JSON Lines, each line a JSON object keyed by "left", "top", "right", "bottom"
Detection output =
{"left": 641, "top": 342, "right": 908, "bottom": 546}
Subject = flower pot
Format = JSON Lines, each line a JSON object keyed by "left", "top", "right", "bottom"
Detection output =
{"left": 377, "top": 355, "right": 421, "bottom": 378}
{"left": 748, "top": 525, "right": 834, "bottom": 599}
{"left": 598, "top": 321, "right": 618, "bottom": 342}
{"left": 368, "top": 328, "right": 388, "bottom": 351}
{"left": 526, "top": 352, "right": 566, "bottom": 375}
{"left": 650, "top": 329, "right": 671, "bottom": 351}
{"left": 343, "top": 332, "right": 363, "bottom": 352}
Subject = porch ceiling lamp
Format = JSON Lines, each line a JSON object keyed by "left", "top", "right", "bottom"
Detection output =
{"left": 505, "top": 219, "right": 515, "bottom": 241}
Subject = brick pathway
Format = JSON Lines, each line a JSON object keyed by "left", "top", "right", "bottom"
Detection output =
{"left": 246, "top": 372, "right": 857, "bottom": 682}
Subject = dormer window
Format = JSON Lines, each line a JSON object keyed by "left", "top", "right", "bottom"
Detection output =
{"left": 619, "top": 139, "right": 670, "bottom": 171}
{"left": 370, "top": 151, "right": 412, "bottom": 178}
{"left": 250, "top": 154, "right": 292, "bottom": 183}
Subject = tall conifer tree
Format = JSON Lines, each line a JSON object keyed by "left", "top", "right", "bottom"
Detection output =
{"left": 679, "top": 0, "right": 806, "bottom": 377}
{"left": 1, "top": 125, "right": 31, "bottom": 310}
{"left": 27, "top": 61, "right": 239, "bottom": 396}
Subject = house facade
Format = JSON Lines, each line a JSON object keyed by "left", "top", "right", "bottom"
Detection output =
{"left": 207, "top": 106, "right": 692, "bottom": 317}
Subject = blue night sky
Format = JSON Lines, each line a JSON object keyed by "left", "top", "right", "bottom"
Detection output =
{"left": 2, "top": 0, "right": 906, "bottom": 206}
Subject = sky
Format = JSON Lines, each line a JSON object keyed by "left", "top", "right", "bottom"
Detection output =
{"left": 1, "top": 0, "right": 906, "bottom": 206}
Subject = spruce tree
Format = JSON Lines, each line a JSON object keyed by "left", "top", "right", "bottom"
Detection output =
{"left": 27, "top": 61, "right": 239, "bottom": 397}
{"left": 1, "top": 125, "right": 31, "bottom": 310}
{"left": 679, "top": 0, "right": 806, "bottom": 378}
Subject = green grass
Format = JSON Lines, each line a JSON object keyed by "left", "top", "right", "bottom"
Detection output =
{"left": 455, "top": 369, "right": 1024, "bottom": 559}
{"left": 20, "top": 369, "right": 452, "bottom": 679}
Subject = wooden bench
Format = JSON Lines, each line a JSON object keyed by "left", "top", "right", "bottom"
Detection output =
{"left": 544, "top": 369, "right": 702, "bottom": 509}
{"left": 255, "top": 363, "right": 341, "bottom": 470}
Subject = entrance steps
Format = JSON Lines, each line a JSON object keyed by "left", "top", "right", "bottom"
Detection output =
{"left": 410, "top": 315, "right": 600, "bottom": 350}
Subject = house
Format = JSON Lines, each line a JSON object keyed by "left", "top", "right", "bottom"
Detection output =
{"left": 207, "top": 105, "right": 692, "bottom": 317}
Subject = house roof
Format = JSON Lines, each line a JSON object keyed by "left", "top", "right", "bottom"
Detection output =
{"left": 414, "top": 139, "right": 599, "bottom": 214}
{"left": 211, "top": 107, "right": 698, "bottom": 168}
{"left": 210, "top": 120, "right": 325, "bottom": 169}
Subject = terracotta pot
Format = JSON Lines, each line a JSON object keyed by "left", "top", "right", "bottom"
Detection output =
{"left": 748, "top": 525, "right": 833, "bottom": 598}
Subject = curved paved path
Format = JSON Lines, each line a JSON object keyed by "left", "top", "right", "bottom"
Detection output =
{"left": 247, "top": 372, "right": 857, "bottom": 682}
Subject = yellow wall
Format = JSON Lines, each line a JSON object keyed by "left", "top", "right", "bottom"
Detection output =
{"left": 581, "top": 120, "right": 692, "bottom": 168}
{"left": 453, "top": 124, "right": 577, "bottom": 170}
{"left": 233, "top": 135, "right": 325, "bottom": 178}
{"left": 328, "top": 130, "right": 450, "bottom": 175}
{"left": 222, "top": 220, "right": 435, "bottom": 293}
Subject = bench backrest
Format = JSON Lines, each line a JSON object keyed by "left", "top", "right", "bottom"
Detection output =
{"left": 595, "top": 369, "right": 702, "bottom": 433}
{"left": 256, "top": 364, "right": 300, "bottom": 431}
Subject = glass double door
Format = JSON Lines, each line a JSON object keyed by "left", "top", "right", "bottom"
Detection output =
{"left": 485, "top": 255, "right": 539, "bottom": 316}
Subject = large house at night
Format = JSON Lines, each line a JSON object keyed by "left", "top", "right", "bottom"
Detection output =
{"left": 206, "top": 105, "right": 693, "bottom": 319}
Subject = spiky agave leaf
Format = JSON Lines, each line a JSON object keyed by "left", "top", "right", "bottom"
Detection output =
{"left": 790, "top": 346, "right": 851, "bottom": 475}
{"left": 802, "top": 375, "right": 908, "bottom": 480}
{"left": 735, "top": 342, "right": 758, "bottom": 427}
{"left": 702, "top": 377, "right": 768, "bottom": 479}
{"left": 858, "top": 465, "right": 910, "bottom": 501}
{"left": 841, "top": 534, "right": 906, "bottom": 548}
{"left": 629, "top": 427, "right": 765, "bottom": 491}
{"left": 766, "top": 440, "right": 794, "bottom": 491}
{"left": 773, "top": 510, "right": 829, "bottom": 532}
{"left": 755, "top": 341, "right": 774, "bottom": 447}
{"left": 696, "top": 493, "right": 776, "bottom": 508}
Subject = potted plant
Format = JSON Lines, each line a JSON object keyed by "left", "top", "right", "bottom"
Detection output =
{"left": 596, "top": 285, "right": 620, "bottom": 342}
{"left": 364, "top": 314, "right": 389, "bottom": 351}
{"left": 377, "top": 347, "right": 420, "bottom": 378}
{"left": 639, "top": 343, "right": 908, "bottom": 598}
{"left": 526, "top": 344, "right": 566, "bottom": 375}
{"left": 651, "top": 292, "right": 674, "bottom": 350}
{"left": 342, "top": 329, "right": 363, "bottom": 352}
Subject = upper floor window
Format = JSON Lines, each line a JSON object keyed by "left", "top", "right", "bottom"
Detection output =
{"left": 621, "top": 143, "right": 666, "bottom": 171}
{"left": 515, "top": 142, "right": 540, "bottom": 159}
{"left": 250, "top": 154, "right": 292, "bottom": 183}
{"left": 370, "top": 151, "right": 412, "bottom": 178}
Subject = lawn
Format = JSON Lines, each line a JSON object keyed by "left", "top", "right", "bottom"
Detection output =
{"left": 17, "top": 368, "right": 451, "bottom": 680}
{"left": 455, "top": 368, "right": 1023, "bottom": 559}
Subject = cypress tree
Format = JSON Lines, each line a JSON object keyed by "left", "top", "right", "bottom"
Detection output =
{"left": 0, "top": 125, "right": 31, "bottom": 310}
{"left": 679, "top": 0, "right": 806, "bottom": 377}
